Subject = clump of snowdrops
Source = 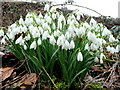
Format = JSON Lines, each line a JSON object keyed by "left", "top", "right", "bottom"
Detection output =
{"left": 0, "top": 4, "right": 119, "bottom": 88}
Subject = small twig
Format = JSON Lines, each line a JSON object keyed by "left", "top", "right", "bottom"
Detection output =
{"left": 1, "top": 71, "right": 26, "bottom": 89}
{"left": 42, "top": 66, "right": 58, "bottom": 89}
{"left": 83, "top": 61, "right": 118, "bottom": 90}
{"left": 103, "top": 61, "right": 118, "bottom": 87}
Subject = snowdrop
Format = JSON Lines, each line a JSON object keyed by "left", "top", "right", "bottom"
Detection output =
{"left": 75, "top": 27, "right": 85, "bottom": 36}
{"left": 24, "top": 34, "right": 30, "bottom": 41}
{"left": 94, "top": 57, "right": 99, "bottom": 63}
{"left": 35, "top": 17, "right": 41, "bottom": 24}
{"left": 100, "top": 53, "right": 106, "bottom": 64}
{"left": 85, "top": 43, "right": 90, "bottom": 51}
{"left": 15, "top": 35, "right": 23, "bottom": 44}
{"left": 52, "top": 13, "right": 56, "bottom": 20}
{"left": 87, "top": 31, "right": 97, "bottom": 42}
{"left": 58, "top": 18, "right": 62, "bottom": 30}
{"left": 116, "top": 45, "right": 120, "bottom": 52}
{"left": 54, "top": 30, "right": 61, "bottom": 37}
{"left": 32, "top": 27, "right": 40, "bottom": 38}
{"left": 7, "top": 32, "right": 15, "bottom": 40}
{"left": 49, "top": 35, "right": 56, "bottom": 45}
{"left": 77, "top": 52, "right": 83, "bottom": 62}
{"left": 38, "top": 12, "right": 43, "bottom": 18}
{"left": 30, "top": 41, "right": 36, "bottom": 50}
{"left": 102, "top": 27, "right": 111, "bottom": 36}
{"left": 1, "top": 36, "right": 6, "bottom": 44}
{"left": 90, "top": 18, "right": 97, "bottom": 26}
{"left": 23, "top": 45, "right": 27, "bottom": 50}
{"left": 62, "top": 40, "right": 69, "bottom": 50}
{"left": 37, "top": 38, "right": 42, "bottom": 45}
{"left": 83, "top": 22, "right": 90, "bottom": 28}
{"left": 38, "top": 26, "right": 44, "bottom": 34}
{"left": 19, "top": 17, "right": 24, "bottom": 25}
{"left": 42, "top": 31, "right": 49, "bottom": 40}
{"left": 65, "top": 32, "right": 71, "bottom": 40}
{"left": 44, "top": 14, "right": 52, "bottom": 24}
{"left": 69, "top": 40, "right": 75, "bottom": 49}
{"left": 109, "top": 35, "right": 116, "bottom": 42}
{"left": 25, "top": 18, "right": 33, "bottom": 26}
{"left": 57, "top": 35, "right": 65, "bottom": 46}
{"left": 106, "top": 46, "right": 118, "bottom": 53}
{"left": 52, "top": 23, "right": 56, "bottom": 29}
{"left": 44, "top": 4, "right": 50, "bottom": 11}
{"left": 0, "top": 29, "right": 4, "bottom": 37}
{"left": 90, "top": 43, "right": 98, "bottom": 51}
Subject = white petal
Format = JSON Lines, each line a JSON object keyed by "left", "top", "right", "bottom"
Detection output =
{"left": 37, "top": 38, "right": 42, "bottom": 45}
{"left": 77, "top": 52, "right": 83, "bottom": 62}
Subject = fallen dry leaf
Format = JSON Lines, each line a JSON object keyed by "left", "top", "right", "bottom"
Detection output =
{"left": 14, "top": 73, "right": 37, "bottom": 87}
{"left": 0, "top": 67, "right": 14, "bottom": 81}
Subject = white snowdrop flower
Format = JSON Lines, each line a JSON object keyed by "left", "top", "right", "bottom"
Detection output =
{"left": 116, "top": 45, "right": 120, "bottom": 52}
{"left": 102, "top": 27, "right": 111, "bottom": 36}
{"left": 62, "top": 40, "right": 69, "bottom": 50}
{"left": 76, "top": 13, "right": 80, "bottom": 21}
{"left": 35, "top": 17, "right": 41, "bottom": 24}
{"left": 100, "top": 53, "right": 106, "bottom": 64}
{"left": 44, "top": 4, "right": 50, "bottom": 11}
{"left": 77, "top": 52, "right": 83, "bottom": 62}
{"left": 54, "top": 30, "right": 60, "bottom": 37}
{"left": 90, "top": 43, "right": 98, "bottom": 51}
{"left": 52, "top": 23, "right": 56, "bottom": 29}
{"left": 83, "top": 22, "right": 90, "bottom": 28}
{"left": 52, "top": 13, "right": 56, "bottom": 20}
{"left": 110, "top": 47, "right": 117, "bottom": 53}
{"left": 15, "top": 35, "right": 23, "bottom": 44}
{"left": 106, "top": 45, "right": 111, "bottom": 52}
{"left": 85, "top": 43, "right": 90, "bottom": 51}
{"left": 69, "top": 40, "right": 75, "bottom": 49}
{"left": 20, "top": 39, "right": 25, "bottom": 46}
{"left": 7, "top": 32, "right": 15, "bottom": 40}
{"left": 29, "top": 25, "right": 34, "bottom": 33}
{"left": 60, "top": 14, "right": 66, "bottom": 24}
{"left": 38, "top": 27, "right": 44, "bottom": 34}
{"left": 1, "top": 36, "right": 6, "bottom": 44}
{"left": 25, "top": 34, "right": 30, "bottom": 41}
{"left": 32, "top": 27, "right": 40, "bottom": 38}
{"left": 94, "top": 57, "right": 99, "bottom": 63}
{"left": 10, "top": 23, "right": 17, "bottom": 29}
{"left": 65, "top": 32, "right": 71, "bottom": 40}
{"left": 76, "top": 27, "right": 86, "bottom": 36}
{"left": 58, "top": 18, "right": 62, "bottom": 30}
{"left": 87, "top": 32, "right": 97, "bottom": 42}
{"left": 19, "top": 17, "right": 24, "bottom": 25}
{"left": 23, "top": 25, "right": 27, "bottom": 33}
{"left": 102, "top": 39, "right": 106, "bottom": 44}
{"left": 37, "top": 38, "right": 42, "bottom": 45}
{"left": 23, "top": 45, "right": 27, "bottom": 50}
{"left": 95, "top": 38, "right": 103, "bottom": 47}
{"left": 39, "top": 12, "right": 43, "bottom": 18}
{"left": 109, "top": 35, "right": 116, "bottom": 42}
{"left": 57, "top": 35, "right": 65, "bottom": 46}
{"left": 49, "top": 35, "right": 56, "bottom": 45}
{"left": 44, "top": 14, "right": 52, "bottom": 24}
{"left": 75, "top": 28, "right": 80, "bottom": 36}
{"left": 90, "top": 18, "right": 97, "bottom": 26}
{"left": 71, "top": 14, "right": 76, "bottom": 20}
{"left": 42, "top": 23, "right": 51, "bottom": 32}
{"left": 0, "top": 29, "right": 4, "bottom": 37}
{"left": 26, "top": 13, "right": 32, "bottom": 18}
{"left": 106, "top": 46, "right": 117, "bottom": 54}
{"left": 42, "top": 31, "right": 49, "bottom": 40}
{"left": 25, "top": 18, "right": 33, "bottom": 26}
{"left": 30, "top": 41, "right": 36, "bottom": 50}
